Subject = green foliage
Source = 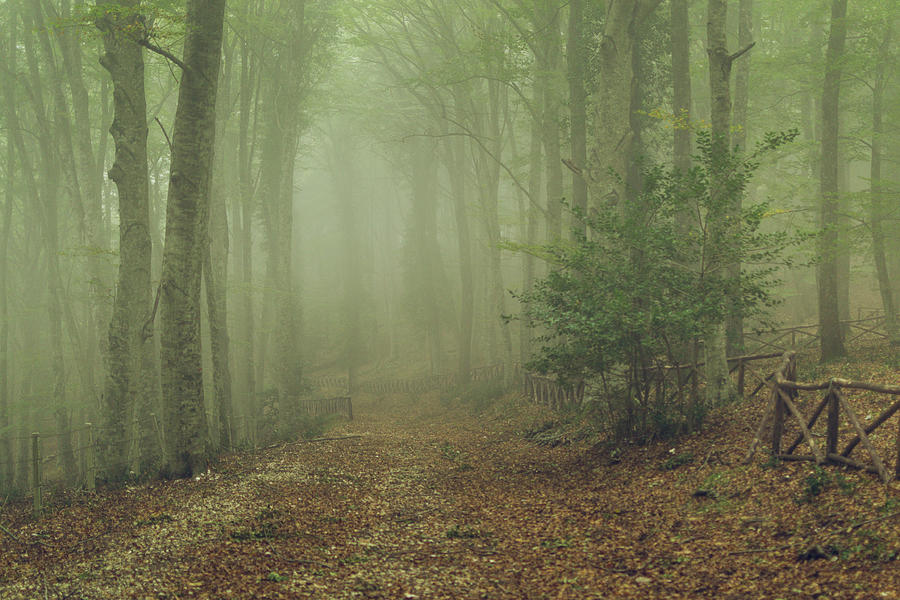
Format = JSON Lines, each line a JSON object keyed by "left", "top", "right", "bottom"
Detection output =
{"left": 515, "top": 130, "right": 799, "bottom": 441}
{"left": 796, "top": 466, "right": 856, "bottom": 504}
{"left": 660, "top": 452, "right": 694, "bottom": 471}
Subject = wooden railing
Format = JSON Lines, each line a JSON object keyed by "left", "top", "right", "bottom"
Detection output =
{"left": 522, "top": 373, "right": 585, "bottom": 409}
{"left": 309, "top": 363, "right": 517, "bottom": 396}
{"left": 743, "top": 315, "right": 887, "bottom": 356}
{"left": 299, "top": 396, "right": 353, "bottom": 420}
{"left": 745, "top": 351, "right": 900, "bottom": 483}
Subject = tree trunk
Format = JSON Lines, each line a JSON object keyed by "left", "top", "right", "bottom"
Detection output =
{"left": 705, "top": 0, "right": 736, "bottom": 405}
{"left": 205, "top": 38, "right": 234, "bottom": 450}
{"left": 727, "top": 0, "right": 753, "bottom": 354}
{"left": 818, "top": 0, "right": 848, "bottom": 361}
{"left": 591, "top": 0, "right": 662, "bottom": 207}
{"left": 448, "top": 130, "right": 474, "bottom": 384}
{"left": 539, "top": 2, "right": 563, "bottom": 241}
{"left": 96, "top": 0, "right": 154, "bottom": 481}
{"left": 237, "top": 27, "right": 258, "bottom": 443}
{"left": 671, "top": 0, "right": 692, "bottom": 176}
{"left": 567, "top": 0, "right": 589, "bottom": 232}
{"left": 159, "top": 0, "right": 227, "bottom": 478}
{"left": 409, "top": 137, "right": 443, "bottom": 374}
{"left": 0, "top": 5, "right": 15, "bottom": 490}
{"left": 870, "top": 24, "right": 896, "bottom": 341}
{"left": 22, "top": 3, "right": 78, "bottom": 486}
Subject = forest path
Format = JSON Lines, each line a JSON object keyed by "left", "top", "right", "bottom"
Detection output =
{"left": 2, "top": 394, "right": 900, "bottom": 599}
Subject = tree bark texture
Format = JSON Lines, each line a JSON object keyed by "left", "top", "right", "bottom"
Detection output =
{"left": 160, "top": 0, "right": 227, "bottom": 478}
{"left": 590, "top": 0, "right": 662, "bottom": 208}
{"left": 567, "top": 0, "right": 589, "bottom": 232}
{"left": 869, "top": 24, "right": 896, "bottom": 341}
{"left": 0, "top": 6, "right": 16, "bottom": 490}
{"left": 727, "top": 0, "right": 753, "bottom": 354}
{"left": 671, "top": 0, "right": 692, "bottom": 176}
{"left": 818, "top": 0, "right": 848, "bottom": 361}
{"left": 97, "top": 0, "right": 154, "bottom": 480}
{"left": 705, "top": 0, "right": 736, "bottom": 405}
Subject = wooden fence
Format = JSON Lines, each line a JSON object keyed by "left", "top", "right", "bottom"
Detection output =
{"left": 743, "top": 315, "right": 887, "bottom": 356}
{"left": 298, "top": 396, "right": 353, "bottom": 420}
{"left": 7, "top": 424, "right": 99, "bottom": 519}
{"left": 309, "top": 363, "right": 516, "bottom": 396}
{"left": 522, "top": 373, "right": 585, "bottom": 409}
{"left": 745, "top": 351, "right": 900, "bottom": 483}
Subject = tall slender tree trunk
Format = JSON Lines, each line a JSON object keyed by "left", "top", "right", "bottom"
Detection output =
{"left": 59, "top": 0, "right": 109, "bottom": 393}
{"left": 448, "top": 130, "right": 474, "bottom": 384}
{"left": 237, "top": 29, "right": 257, "bottom": 443}
{"left": 22, "top": 3, "right": 78, "bottom": 485}
{"left": 205, "top": 41, "right": 234, "bottom": 450}
{"left": 520, "top": 62, "right": 544, "bottom": 366}
{"left": 160, "top": 0, "right": 227, "bottom": 478}
{"left": 410, "top": 137, "right": 443, "bottom": 374}
{"left": 539, "top": 2, "right": 563, "bottom": 241}
{"left": 870, "top": 25, "right": 896, "bottom": 341}
{"left": 97, "top": 0, "right": 154, "bottom": 480}
{"left": 591, "top": 1, "right": 662, "bottom": 207}
{"left": 671, "top": 0, "right": 692, "bottom": 177}
{"left": 331, "top": 128, "right": 363, "bottom": 393}
{"left": 705, "top": 0, "right": 736, "bottom": 405}
{"left": 727, "top": 0, "right": 753, "bottom": 354}
{"left": 0, "top": 5, "right": 15, "bottom": 490}
{"left": 818, "top": 0, "right": 848, "bottom": 361}
{"left": 567, "top": 0, "right": 588, "bottom": 232}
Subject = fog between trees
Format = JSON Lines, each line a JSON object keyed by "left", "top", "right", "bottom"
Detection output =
{"left": 0, "top": 0, "right": 897, "bottom": 489}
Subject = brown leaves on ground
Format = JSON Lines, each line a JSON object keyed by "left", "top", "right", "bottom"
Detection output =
{"left": 3, "top": 351, "right": 900, "bottom": 599}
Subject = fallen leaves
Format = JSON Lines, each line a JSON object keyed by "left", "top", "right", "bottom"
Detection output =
{"left": 1, "top": 368, "right": 900, "bottom": 598}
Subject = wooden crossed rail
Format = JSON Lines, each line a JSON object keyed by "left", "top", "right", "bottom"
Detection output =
{"left": 523, "top": 373, "right": 585, "bottom": 409}
{"left": 745, "top": 351, "right": 900, "bottom": 483}
{"left": 742, "top": 315, "right": 888, "bottom": 356}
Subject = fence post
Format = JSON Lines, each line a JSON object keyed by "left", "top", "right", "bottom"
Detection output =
{"left": 32, "top": 432, "right": 41, "bottom": 520}
{"left": 771, "top": 385, "right": 784, "bottom": 455}
{"left": 85, "top": 423, "right": 96, "bottom": 492}
{"left": 826, "top": 389, "right": 839, "bottom": 455}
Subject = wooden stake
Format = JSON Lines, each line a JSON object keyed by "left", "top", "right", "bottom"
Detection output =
{"left": 835, "top": 389, "right": 890, "bottom": 483}
{"left": 85, "top": 423, "right": 95, "bottom": 492}
{"left": 785, "top": 392, "right": 830, "bottom": 455}
{"left": 826, "top": 388, "right": 839, "bottom": 455}
{"left": 31, "top": 433, "right": 41, "bottom": 520}
{"left": 775, "top": 387, "right": 824, "bottom": 464}
{"left": 772, "top": 385, "right": 785, "bottom": 456}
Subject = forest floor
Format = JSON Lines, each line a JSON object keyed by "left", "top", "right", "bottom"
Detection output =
{"left": 4, "top": 349, "right": 900, "bottom": 598}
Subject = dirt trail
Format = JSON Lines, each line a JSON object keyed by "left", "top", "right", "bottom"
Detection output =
{"left": 2, "top": 396, "right": 900, "bottom": 599}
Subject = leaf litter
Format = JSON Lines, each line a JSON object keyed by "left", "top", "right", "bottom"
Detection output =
{"left": 3, "top": 351, "right": 900, "bottom": 599}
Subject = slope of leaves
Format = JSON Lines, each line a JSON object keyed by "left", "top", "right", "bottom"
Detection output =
{"left": 2, "top": 356, "right": 900, "bottom": 599}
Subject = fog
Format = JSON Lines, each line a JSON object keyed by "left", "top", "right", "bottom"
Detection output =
{"left": 1, "top": 0, "right": 896, "bottom": 492}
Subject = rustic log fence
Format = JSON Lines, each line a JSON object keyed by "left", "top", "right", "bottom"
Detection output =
{"left": 309, "top": 363, "right": 517, "bottom": 396}
{"left": 522, "top": 373, "right": 585, "bottom": 409}
{"left": 6, "top": 424, "right": 99, "bottom": 519}
{"left": 745, "top": 351, "right": 900, "bottom": 483}
{"left": 743, "top": 315, "right": 887, "bottom": 356}
{"left": 298, "top": 396, "right": 353, "bottom": 420}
